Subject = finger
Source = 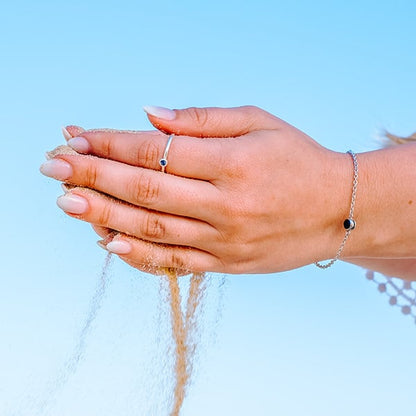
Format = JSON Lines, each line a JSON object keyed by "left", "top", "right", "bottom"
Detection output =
{"left": 42, "top": 153, "right": 219, "bottom": 221}
{"left": 143, "top": 105, "right": 287, "bottom": 137}
{"left": 57, "top": 189, "right": 219, "bottom": 250}
{"left": 92, "top": 224, "right": 113, "bottom": 239}
{"left": 120, "top": 262, "right": 191, "bottom": 277}
{"left": 120, "top": 262, "right": 200, "bottom": 277}
{"left": 91, "top": 227, "right": 162, "bottom": 274}
{"left": 63, "top": 128, "right": 233, "bottom": 180}
{"left": 91, "top": 226, "right": 210, "bottom": 276}
{"left": 101, "top": 233, "right": 221, "bottom": 274}
{"left": 63, "top": 125, "right": 85, "bottom": 139}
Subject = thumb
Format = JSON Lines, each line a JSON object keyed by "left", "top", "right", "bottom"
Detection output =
{"left": 143, "top": 105, "right": 285, "bottom": 138}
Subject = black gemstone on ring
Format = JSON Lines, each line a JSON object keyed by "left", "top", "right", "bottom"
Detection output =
{"left": 159, "top": 159, "right": 167, "bottom": 167}
{"left": 343, "top": 219, "right": 356, "bottom": 230}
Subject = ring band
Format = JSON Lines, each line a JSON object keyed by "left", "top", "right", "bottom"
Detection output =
{"left": 159, "top": 134, "right": 174, "bottom": 173}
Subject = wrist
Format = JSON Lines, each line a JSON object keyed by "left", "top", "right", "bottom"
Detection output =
{"left": 342, "top": 144, "right": 416, "bottom": 259}
{"left": 315, "top": 150, "right": 359, "bottom": 265}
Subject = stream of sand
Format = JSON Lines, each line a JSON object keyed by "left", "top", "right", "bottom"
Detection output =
{"left": 40, "top": 145, "right": 209, "bottom": 415}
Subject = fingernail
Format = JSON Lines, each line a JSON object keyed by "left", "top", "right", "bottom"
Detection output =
{"left": 62, "top": 126, "right": 72, "bottom": 140}
{"left": 61, "top": 183, "right": 75, "bottom": 193}
{"left": 63, "top": 125, "right": 86, "bottom": 140}
{"left": 106, "top": 240, "right": 132, "bottom": 255}
{"left": 97, "top": 240, "right": 108, "bottom": 250}
{"left": 67, "top": 137, "right": 90, "bottom": 154}
{"left": 143, "top": 105, "right": 176, "bottom": 120}
{"left": 56, "top": 194, "right": 88, "bottom": 214}
{"left": 40, "top": 159, "right": 72, "bottom": 180}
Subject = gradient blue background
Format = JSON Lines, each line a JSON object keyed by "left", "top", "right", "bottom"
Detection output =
{"left": 1, "top": 1, "right": 415, "bottom": 415}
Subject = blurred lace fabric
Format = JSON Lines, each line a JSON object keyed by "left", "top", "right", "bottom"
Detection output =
{"left": 366, "top": 270, "right": 416, "bottom": 324}
{"left": 366, "top": 131, "right": 416, "bottom": 323}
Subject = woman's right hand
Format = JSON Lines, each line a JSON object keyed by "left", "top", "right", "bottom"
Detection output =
{"left": 41, "top": 105, "right": 416, "bottom": 278}
{"left": 41, "top": 106, "right": 353, "bottom": 274}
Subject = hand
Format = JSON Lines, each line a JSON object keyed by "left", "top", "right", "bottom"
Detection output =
{"left": 40, "top": 106, "right": 352, "bottom": 274}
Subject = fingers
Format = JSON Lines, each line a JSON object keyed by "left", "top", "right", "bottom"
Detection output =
{"left": 102, "top": 233, "right": 221, "bottom": 274}
{"left": 143, "top": 105, "right": 287, "bottom": 137}
{"left": 41, "top": 153, "right": 219, "bottom": 221}
{"left": 90, "top": 225, "right": 197, "bottom": 276}
{"left": 63, "top": 128, "right": 230, "bottom": 180}
{"left": 58, "top": 188, "right": 219, "bottom": 250}
{"left": 92, "top": 224, "right": 113, "bottom": 239}
{"left": 62, "top": 105, "right": 287, "bottom": 179}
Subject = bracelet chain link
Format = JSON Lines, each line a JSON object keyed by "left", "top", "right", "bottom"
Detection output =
{"left": 315, "top": 150, "right": 358, "bottom": 269}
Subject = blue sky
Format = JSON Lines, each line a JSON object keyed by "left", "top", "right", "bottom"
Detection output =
{"left": 1, "top": 1, "right": 415, "bottom": 415}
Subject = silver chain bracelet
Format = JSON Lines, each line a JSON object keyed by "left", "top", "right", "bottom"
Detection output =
{"left": 315, "top": 150, "right": 358, "bottom": 269}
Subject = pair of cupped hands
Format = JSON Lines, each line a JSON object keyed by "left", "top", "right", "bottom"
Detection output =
{"left": 40, "top": 105, "right": 354, "bottom": 275}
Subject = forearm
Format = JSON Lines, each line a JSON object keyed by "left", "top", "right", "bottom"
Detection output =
{"left": 342, "top": 142, "right": 416, "bottom": 259}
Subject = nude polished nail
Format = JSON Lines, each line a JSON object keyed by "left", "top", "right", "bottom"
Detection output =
{"left": 62, "top": 125, "right": 86, "bottom": 140}
{"left": 97, "top": 240, "right": 107, "bottom": 250}
{"left": 106, "top": 240, "right": 132, "bottom": 255}
{"left": 61, "top": 183, "right": 75, "bottom": 193}
{"left": 67, "top": 137, "right": 90, "bottom": 154}
{"left": 62, "top": 126, "right": 72, "bottom": 140}
{"left": 40, "top": 159, "right": 72, "bottom": 180}
{"left": 56, "top": 194, "right": 88, "bottom": 214}
{"left": 143, "top": 105, "right": 176, "bottom": 120}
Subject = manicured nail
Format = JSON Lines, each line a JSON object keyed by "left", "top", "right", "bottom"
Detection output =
{"left": 106, "top": 240, "right": 132, "bottom": 255}
{"left": 40, "top": 159, "right": 72, "bottom": 180}
{"left": 97, "top": 240, "right": 107, "bottom": 250}
{"left": 61, "top": 183, "right": 75, "bottom": 193}
{"left": 63, "top": 125, "right": 86, "bottom": 140}
{"left": 143, "top": 105, "right": 176, "bottom": 120}
{"left": 62, "top": 126, "right": 72, "bottom": 140}
{"left": 56, "top": 194, "right": 88, "bottom": 214}
{"left": 67, "top": 137, "right": 90, "bottom": 154}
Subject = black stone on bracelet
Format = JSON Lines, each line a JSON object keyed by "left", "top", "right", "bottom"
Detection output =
{"left": 343, "top": 218, "right": 356, "bottom": 231}
{"left": 315, "top": 150, "right": 358, "bottom": 269}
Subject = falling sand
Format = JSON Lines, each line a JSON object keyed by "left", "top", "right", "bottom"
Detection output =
{"left": 33, "top": 253, "right": 113, "bottom": 416}
{"left": 42, "top": 145, "right": 209, "bottom": 416}
{"left": 162, "top": 269, "right": 206, "bottom": 416}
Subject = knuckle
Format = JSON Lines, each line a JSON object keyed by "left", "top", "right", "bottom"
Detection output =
{"left": 140, "top": 212, "right": 166, "bottom": 240}
{"left": 136, "top": 139, "right": 160, "bottom": 168}
{"left": 184, "top": 107, "right": 210, "bottom": 135}
{"left": 241, "top": 105, "right": 278, "bottom": 130}
{"left": 214, "top": 144, "right": 247, "bottom": 180}
{"left": 97, "top": 202, "right": 113, "bottom": 226}
{"left": 215, "top": 195, "right": 245, "bottom": 227}
{"left": 102, "top": 135, "right": 115, "bottom": 158}
{"left": 226, "top": 151, "right": 246, "bottom": 178}
{"left": 241, "top": 105, "right": 261, "bottom": 114}
{"left": 217, "top": 244, "right": 254, "bottom": 273}
{"left": 83, "top": 162, "right": 99, "bottom": 188}
{"left": 168, "top": 250, "right": 187, "bottom": 270}
{"left": 241, "top": 105, "right": 266, "bottom": 130}
{"left": 128, "top": 173, "right": 160, "bottom": 206}
{"left": 241, "top": 105, "right": 265, "bottom": 120}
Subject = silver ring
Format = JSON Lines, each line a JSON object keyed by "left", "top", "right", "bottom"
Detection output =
{"left": 159, "top": 134, "right": 174, "bottom": 173}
